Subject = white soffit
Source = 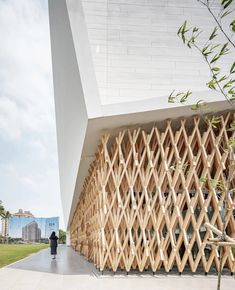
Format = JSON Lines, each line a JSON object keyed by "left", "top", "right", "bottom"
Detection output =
{"left": 69, "top": 95, "right": 230, "bottom": 227}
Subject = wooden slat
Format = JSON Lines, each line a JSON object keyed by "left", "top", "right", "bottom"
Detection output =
{"left": 70, "top": 112, "right": 235, "bottom": 273}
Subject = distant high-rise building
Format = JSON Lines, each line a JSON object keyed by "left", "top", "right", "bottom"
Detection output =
{"left": 13, "top": 209, "right": 34, "bottom": 218}
{"left": 1, "top": 209, "right": 34, "bottom": 236}
{"left": 22, "top": 221, "right": 41, "bottom": 242}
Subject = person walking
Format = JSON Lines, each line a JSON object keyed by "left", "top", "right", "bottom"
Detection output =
{"left": 49, "top": 231, "right": 58, "bottom": 259}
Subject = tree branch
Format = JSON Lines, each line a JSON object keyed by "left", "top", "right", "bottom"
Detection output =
{"left": 191, "top": 40, "right": 234, "bottom": 105}
{"left": 198, "top": 0, "right": 235, "bottom": 49}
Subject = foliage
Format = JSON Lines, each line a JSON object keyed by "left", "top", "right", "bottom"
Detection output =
{"left": 168, "top": 1, "right": 235, "bottom": 289}
{"left": 0, "top": 201, "right": 11, "bottom": 219}
{"left": 169, "top": 0, "right": 235, "bottom": 107}
{"left": 59, "top": 229, "right": 66, "bottom": 244}
{"left": 168, "top": 0, "right": 235, "bottom": 152}
{"left": 1, "top": 211, "right": 11, "bottom": 220}
{"left": 0, "top": 200, "right": 5, "bottom": 217}
{"left": 0, "top": 201, "right": 12, "bottom": 243}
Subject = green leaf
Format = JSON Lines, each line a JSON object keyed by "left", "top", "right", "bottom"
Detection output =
{"left": 214, "top": 118, "right": 221, "bottom": 124}
{"left": 179, "top": 91, "right": 192, "bottom": 103}
{"left": 191, "top": 100, "right": 206, "bottom": 111}
{"left": 228, "top": 138, "right": 235, "bottom": 147}
{"left": 218, "top": 75, "right": 227, "bottom": 82}
{"left": 178, "top": 21, "right": 187, "bottom": 35}
{"left": 224, "top": 0, "right": 233, "bottom": 9}
{"left": 228, "top": 87, "right": 235, "bottom": 94}
{"left": 210, "top": 54, "right": 220, "bottom": 63}
{"left": 230, "top": 20, "right": 235, "bottom": 32}
{"left": 209, "top": 27, "right": 218, "bottom": 40}
{"left": 223, "top": 79, "right": 235, "bottom": 89}
{"left": 191, "top": 104, "right": 198, "bottom": 110}
{"left": 202, "top": 44, "right": 210, "bottom": 53}
{"left": 199, "top": 176, "right": 207, "bottom": 183}
{"left": 202, "top": 44, "right": 215, "bottom": 57}
{"left": 212, "top": 67, "right": 220, "bottom": 72}
{"left": 182, "top": 20, "right": 187, "bottom": 33}
{"left": 230, "top": 94, "right": 235, "bottom": 100}
{"left": 168, "top": 90, "right": 175, "bottom": 103}
{"left": 180, "top": 90, "right": 192, "bottom": 103}
{"left": 176, "top": 92, "right": 184, "bottom": 97}
{"left": 221, "top": 9, "right": 233, "bottom": 18}
{"left": 228, "top": 121, "right": 235, "bottom": 131}
{"left": 220, "top": 43, "right": 229, "bottom": 55}
{"left": 205, "top": 116, "right": 221, "bottom": 128}
{"left": 177, "top": 25, "right": 183, "bottom": 35}
{"left": 230, "top": 62, "right": 235, "bottom": 74}
{"left": 211, "top": 44, "right": 221, "bottom": 50}
{"left": 207, "top": 79, "right": 216, "bottom": 89}
{"left": 193, "top": 27, "right": 199, "bottom": 33}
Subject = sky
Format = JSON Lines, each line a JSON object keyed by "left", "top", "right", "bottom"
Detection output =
{"left": 0, "top": 0, "right": 64, "bottom": 228}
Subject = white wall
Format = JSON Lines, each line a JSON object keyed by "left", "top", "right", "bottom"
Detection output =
{"left": 49, "top": 0, "right": 89, "bottom": 226}
{"left": 82, "top": 0, "right": 233, "bottom": 104}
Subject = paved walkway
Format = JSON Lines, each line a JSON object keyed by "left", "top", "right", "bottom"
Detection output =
{"left": 0, "top": 245, "right": 233, "bottom": 290}
{"left": 9, "top": 245, "right": 99, "bottom": 275}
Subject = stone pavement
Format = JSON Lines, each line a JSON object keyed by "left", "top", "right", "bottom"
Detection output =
{"left": 8, "top": 244, "right": 99, "bottom": 275}
{"left": 0, "top": 245, "right": 233, "bottom": 290}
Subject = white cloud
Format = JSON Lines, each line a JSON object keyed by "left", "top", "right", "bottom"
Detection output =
{"left": 0, "top": 0, "right": 64, "bottom": 228}
{"left": 0, "top": 0, "right": 53, "bottom": 140}
{"left": 19, "top": 176, "right": 36, "bottom": 188}
{"left": 0, "top": 97, "right": 21, "bottom": 140}
{"left": 28, "top": 139, "right": 47, "bottom": 159}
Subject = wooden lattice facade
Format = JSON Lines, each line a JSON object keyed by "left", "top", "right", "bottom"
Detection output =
{"left": 71, "top": 112, "right": 235, "bottom": 273}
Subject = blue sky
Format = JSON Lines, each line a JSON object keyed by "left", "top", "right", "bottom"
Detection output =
{"left": 0, "top": 0, "right": 64, "bottom": 228}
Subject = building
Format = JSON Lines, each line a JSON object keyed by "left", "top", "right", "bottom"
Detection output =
{"left": 13, "top": 209, "right": 34, "bottom": 218}
{"left": 1, "top": 209, "right": 33, "bottom": 238}
{"left": 8, "top": 216, "right": 59, "bottom": 240}
{"left": 22, "top": 221, "right": 41, "bottom": 243}
{"left": 48, "top": 0, "right": 235, "bottom": 273}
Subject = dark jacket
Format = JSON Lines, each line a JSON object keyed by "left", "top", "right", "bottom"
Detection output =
{"left": 50, "top": 236, "right": 58, "bottom": 255}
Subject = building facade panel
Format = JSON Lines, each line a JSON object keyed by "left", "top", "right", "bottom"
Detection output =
{"left": 70, "top": 112, "right": 235, "bottom": 272}
{"left": 81, "top": 0, "right": 234, "bottom": 104}
{"left": 22, "top": 221, "right": 41, "bottom": 243}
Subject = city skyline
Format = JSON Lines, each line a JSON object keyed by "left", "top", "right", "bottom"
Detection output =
{"left": 8, "top": 216, "right": 59, "bottom": 239}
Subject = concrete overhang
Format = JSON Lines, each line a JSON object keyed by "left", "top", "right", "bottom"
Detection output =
{"left": 69, "top": 93, "right": 231, "bottom": 229}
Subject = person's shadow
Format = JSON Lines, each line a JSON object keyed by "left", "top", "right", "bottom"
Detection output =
{"left": 50, "top": 258, "right": 58, "bottom": 273}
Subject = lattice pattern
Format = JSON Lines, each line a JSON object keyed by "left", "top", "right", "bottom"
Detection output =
{"left": 71, "top": 112, "right": 235, "bottom": 273}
